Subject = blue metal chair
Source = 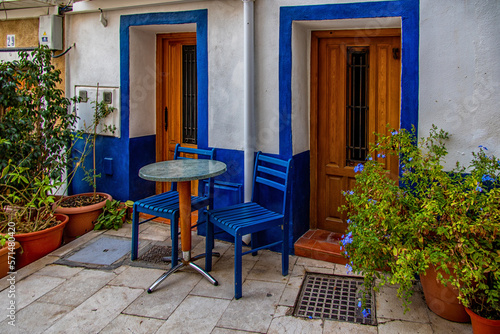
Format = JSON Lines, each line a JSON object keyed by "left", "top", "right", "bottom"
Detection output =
{"left": 131, "top": 144, "right": 215, "bottom": 268}
{"left": 204, "top": 152, "right": 292, "bottom": 299}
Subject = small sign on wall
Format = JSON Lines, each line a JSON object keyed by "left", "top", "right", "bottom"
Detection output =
{"left": 7, "top": 35, "right": 15, "bottom": 48}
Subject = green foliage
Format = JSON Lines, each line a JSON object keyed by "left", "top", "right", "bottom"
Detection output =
{"left": 0, "top": 162, "right": 61, "bottom": 233}
{"left": 94, "top": 200, "right": 130, "bottom": 231}
{"left": 0, "top": 46, "right": 78, "bottom": 191}
{"left": 341, "top": 125, "right": 500, "bottom": 319}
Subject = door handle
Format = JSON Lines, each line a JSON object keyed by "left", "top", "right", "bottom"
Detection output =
{"left": 164, "top": 106, "right": 168, "bottom": 131}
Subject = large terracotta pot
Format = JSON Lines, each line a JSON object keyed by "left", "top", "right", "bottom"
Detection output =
{"left": 420, "top": 264, "right": 470, "bottom": 322}
{"left": 0, "top": 241, "right": 20, "bottom": 278}
{"left": 15, "top": 214, "right": 69, "bottom": 269}
{"left": 465, "top": 307, "right": 500, "bottom": 334}
{"left": 55, "top": 192, "right": 112, "bottom": 240}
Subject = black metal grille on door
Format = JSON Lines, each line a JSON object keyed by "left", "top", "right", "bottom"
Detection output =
{"left": 182, "top": 45, "right": 197, "bottom": 144}
{"left": 346, "top": 47, "right": 369, "bottom": 165}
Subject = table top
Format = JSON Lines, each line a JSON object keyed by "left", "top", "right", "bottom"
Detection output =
{"left": 139, "top": 159, "right": 227, "bottom": 182}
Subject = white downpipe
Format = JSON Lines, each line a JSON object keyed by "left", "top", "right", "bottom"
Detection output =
{"left": 242, "top": 0, "right": 255, "bottom": 245}
{"left": 243, "top": 0, "right": 255, "bottom": 203}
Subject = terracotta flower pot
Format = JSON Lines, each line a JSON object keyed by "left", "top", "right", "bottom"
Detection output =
{"left": 15, "top": 214, "right": 69, "bottom": 269}
{"left": 420, "top": 264, "right": 470, "bottom": 322}
{"left": 465, "top": 307, "right": 500, "bottom": 334}
{"left": 0, "top": 241, "right": 20, "bottom": 278}
{"left": 55, "top": 192, "right": 112, "bottom": 240}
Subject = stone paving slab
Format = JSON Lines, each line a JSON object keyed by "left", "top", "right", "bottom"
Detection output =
{"left": 39, "top": 269, "right": 116, "bottom": 307}
{"left": 0, "top": 274, "right": 65, "bottom": 322}
{"left": 123, "top": 270, "right": 202, "bottom": 320}
{"left": 99, "top": 314, "right": 164, "bottom": 334}
{"left": 217, "top": 280, "right": 287, "bottom": 333}
{"left": 156, "top": 295, "right": 231, "bottom": 334}
{"left": 0, "top": 301, "right": 73, "bottom": 334}
{"left": 44, "top": 285, "right": 143, "bottom": 334}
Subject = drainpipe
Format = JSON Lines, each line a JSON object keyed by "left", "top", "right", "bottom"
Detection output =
{"left": 243, "top": 0, "right": 255, "bottom": 203}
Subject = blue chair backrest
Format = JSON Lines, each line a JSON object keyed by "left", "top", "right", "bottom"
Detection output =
{"left": 251, "top": 152, "right": 292, "bottom": 219}
{"left": 170, "top": 144, "right": 216, "bottom": 195}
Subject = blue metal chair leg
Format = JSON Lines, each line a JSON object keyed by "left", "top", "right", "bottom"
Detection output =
{"left": 131, "top": 205, "right": 140, "bottom": 260}
{"left": 234, "top": 233, "right": 243, "bottom": 299}
{"left": 205, "top": 214, "right": 214, "bottom": 272}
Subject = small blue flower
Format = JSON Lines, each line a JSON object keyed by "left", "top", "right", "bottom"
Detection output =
{"left": 391, "top": 130, "right": 398, "bottom": 136}
{"left": 362, "top": 309, "right": 371, "bottom": 318}
{"left": 354, "top": 164, "right": 364, "bottom": 173}
{"left": 377, "top": 153, "right": 386, "bottom": 158}
{"left": 345, "top": 263, "right": 353, "bottom": 274}
{"left": 347, "top": 219, "right": 352, "bottom": 224}
{"left": 366, "top": 156, "right": 373, "bottom": 161}
{"left": 476, "top": 183, "right": 483, "bottom": 192}
{"left": 482, "top": 174, "right": 495, "bottom": 182}
{"left": 479, "top": 145, "right": 488, "bottom": 150}
{"left": 358, "top": 301, "right": 362, "bottom": 308}
{"left": 408, "top": 157, "right": 413, "bottom": 162}
{"left": 308, "top": 315, "right": 313, "bottom": 319}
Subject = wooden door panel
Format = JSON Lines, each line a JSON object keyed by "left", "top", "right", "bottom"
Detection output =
{"left": 156, "top": 33, "right": 197, "bottom": 193}
{"left": 311, "top": 29, "right": 401, "bottom": 232}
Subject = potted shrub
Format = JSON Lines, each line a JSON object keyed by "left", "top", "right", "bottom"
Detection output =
{"left": 341, "top": 125, "right": 499, "bottom": 325}
{"left": 0, "top": 234, "right": 20, "bottom": 278}
{"left": 0, "top": 47, "right": 76, "bottom": 268}
{"left": 55, "top": 85, "right": 115, "bottom": 240}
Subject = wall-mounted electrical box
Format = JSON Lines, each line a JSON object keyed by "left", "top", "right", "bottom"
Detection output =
{"left": 74, "top": 86, "right": 121, "bottom": 138}
{"left": 39, "top": 15, "right": 63, "bottom": 50}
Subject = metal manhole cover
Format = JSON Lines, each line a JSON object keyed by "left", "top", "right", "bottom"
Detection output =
{"left": 293, "top": 272, "right": 376, "bottom": 326}
{"left": 138, "top": 245, "right": 172, "bottom": 264}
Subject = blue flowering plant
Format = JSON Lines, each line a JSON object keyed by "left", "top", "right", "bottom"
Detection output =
{"left": 340, "top": 125, "right": 500, "bottom": 319}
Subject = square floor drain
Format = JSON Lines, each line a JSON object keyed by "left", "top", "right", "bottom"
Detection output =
{"left": 293, "top": 272, "right": 376, "bottom": 326}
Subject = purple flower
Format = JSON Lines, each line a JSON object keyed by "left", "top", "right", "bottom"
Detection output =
{"left": 362, "top": 309, "right": 371, "bottom": 318}
{"left": 366, "top": 156, "right": 373, "bottom": 161}
{"left": 358, "top": 301, "right": 362, "bottom": 308}
{"left": 354, "top": 164, "right": 364, "bottom": 173}
{"left": 391, "top": 130, "right": 398, "bottom": 136}
{"left": 377, "top": 153, "right": 386, "bottom": 158}
{"left": 345, "top": 263, "right": 353, "bottom": 274}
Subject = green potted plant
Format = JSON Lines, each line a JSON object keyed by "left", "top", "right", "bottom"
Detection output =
{"left": 341, "top": 125, "right": 499, "bottom": 326}
{"left": 94, "top": 200, "right": 133, "bottom": 231}
{"left": 54, "top": 85, "right": 115, "bottom": 240}
{"left": 0, "top": 46, "right": 77, "bottom": 268}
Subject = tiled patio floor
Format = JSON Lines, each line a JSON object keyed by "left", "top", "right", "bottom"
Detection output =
{"left": 1, "top": 221, "right": 473, "bottom": 333}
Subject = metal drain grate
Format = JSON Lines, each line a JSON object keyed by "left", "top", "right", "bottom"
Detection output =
{"left": 293, "top": 272, "right": 376, "bottom": 326}
{"left": 138, "top": 245, "right": 172, "bottom": 264}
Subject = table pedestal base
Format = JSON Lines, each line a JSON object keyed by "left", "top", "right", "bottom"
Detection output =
{"left": 147, "top": 252, "right": 220, "bottom": 293}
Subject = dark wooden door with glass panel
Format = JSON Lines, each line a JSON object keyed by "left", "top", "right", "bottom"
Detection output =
{"left": 156, "top": 33, "right": 198, "bottom": 193}
{"left": 310, "top": 29, "right": 401, "bottom": 233}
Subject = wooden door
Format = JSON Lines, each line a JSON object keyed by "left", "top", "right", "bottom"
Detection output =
{"left": 156, "top": 33, "right": 198, "bottom": 193}
{"left": 310, "top": 29, "right": 401, "bottom": 233}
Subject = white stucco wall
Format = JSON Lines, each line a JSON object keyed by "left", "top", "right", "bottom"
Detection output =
{"left": 64, "top": 0, "right": 500, "bottom": 167}
{"left": 419, "top": 0, "right": 500, "bottom": 168}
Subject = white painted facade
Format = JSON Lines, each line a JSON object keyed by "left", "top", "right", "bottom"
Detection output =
{"left": 59, "top": 0, "right": 500, "bottom": 169}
